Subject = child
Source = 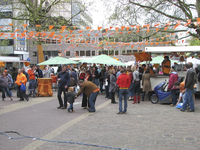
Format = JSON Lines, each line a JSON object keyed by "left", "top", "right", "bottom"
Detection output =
{"left": 66, "top": 87, "right": 76, "bottom": 113}
{"left": 170, "top": 81, "right": 180, "bottom": 106}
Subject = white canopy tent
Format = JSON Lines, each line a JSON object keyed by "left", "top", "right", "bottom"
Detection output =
{"left": 0, "top": 56, "right": 21, "bottom": 62}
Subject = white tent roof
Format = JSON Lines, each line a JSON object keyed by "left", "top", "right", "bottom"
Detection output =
{"left": 0, "top": 56, "right": 20, "bottom": 62}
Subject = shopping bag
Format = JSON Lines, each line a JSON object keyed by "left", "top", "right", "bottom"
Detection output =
{"left": 105, "top": 80, "right": 108, "bottom": 86}
{"left": 102, "top": 84, "right": 105, "bottom": 90}
{"left": 20, "top": 83, "right": 26, "bottom": 92}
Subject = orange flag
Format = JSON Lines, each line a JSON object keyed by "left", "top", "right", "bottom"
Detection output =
{"left": 110, "top": 33, "right": 115, "bottom": 35}
{"left": 157, "top": 38, "right": 159, "bottom": 41}
{"left": 23, "top": 24, "right": 28, "bottom": 28}
{"left": 9, "top": 23, "right": 13, "bottom": 26}
{"left": 86, "top": 26, "right": 91, "bottom": 30}
{"left": 10, "top": 33, "right": 14, "bottom": 37}
{"left": 197, "top": 18, "right": 200, "bottom": 22}
{"left": 87, "top": 34, "right": 90, "bottom": 36}
{"left": 131, "top": 45, "right": 134, "bottom": 48}
{"left": 110, "top": 26, "right": 113, "bottom": 29}
{"left": 121, "top": 26, "right": 125, "bottom": 31}
{"left": 74, "top": 26, "right": 76, "bottom": 30}
{"left": 156, "top": 28, "right": 159, "bottom": 32}
{"left": 78, "top": 30, "right": 83, "bottom": 33}
{"left": 49, "top": 25, "right": 54, "bottom": 30}
{"left": 36, "top": 25, "right": 41, "bottom": 27}
{"left": 80, "top": 34, "right": 83, "bottom": 37}
{"left": 162, "top": 37, "right": 165, "bottom": 40}
{"left": 69, "top": 30, "right": 73, "bottom": 34}
{"left": 105, "top": 28, "right": 109, "bottom": 33}
{"left": 164, "top": 27, "right": 168, "bottom": 30}
{"left": 136, "top": 30, "right": 140, "bottom": 33}
{"left": 15, "top": 29, "right": 20, "bottom": 32}
{"left": 154, "top": 23, "right": 160, "bottom": 27}
{"left": 136, "top": 26, "right": 140, "bottom": 31}
{"left": 119, "top": 32, "right": 123, "bottom": 34}
{"left": 115, "top": 27, "right": 119, "bottom": 32}
{"left": 147, "top": 29, "right": 150, "bottom": 33}
{"left": 95, "top": 33, "right": 98, "bottom": 36}
{"left": 103, "top": 33, "right": 106, "bottom": 35}
{"left": 128, "top": 31, "right": 132, "bottom": 34}
{"left": 61, "top": 26, "right": 66, "bottom": 31}
{"left": 126, "top": 26, "right": 129, "bottom": 31}
{"left": 98, "top": 27, "right": 102, "bottom": 31}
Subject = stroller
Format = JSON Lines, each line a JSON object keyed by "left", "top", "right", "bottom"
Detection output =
{"left": 150, "top": 81, "right": 172, "bottom": 104}
{"left": 28, "top": 80, "right": 37, "bottom": 98}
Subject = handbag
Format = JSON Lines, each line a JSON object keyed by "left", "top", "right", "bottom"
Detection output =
{"left": 20, "top": 83, "right": 26, "bottom": 92}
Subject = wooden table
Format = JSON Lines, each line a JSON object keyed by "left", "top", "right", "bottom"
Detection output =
{"left": 37, "top": 78, "right": 53, "bottom": 96}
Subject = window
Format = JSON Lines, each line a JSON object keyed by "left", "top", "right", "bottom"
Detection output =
{"left": 92, "top": 51, "right": 95, "bottom": 56}
{"left": 99, "top": 37, "right": 102, "bottom": 41}
{"left": 52, "top": 39, "right": 56, "bottom": 44}
{"left": 0, "top": 11, "right": 12, "bottom": 18}
{"left": 80, "top": 51, "right": 85, "bottom": 56}
{"left": 46, "top": 39, "right": 51, "bottom": 44}
{"left": 0, "top": 39, "right": 14, "bottom": 46}
{"left": 122, "top": 50, "right": 126, "bottom": 54}
{"left": 86, "top": 50, "right": 90, "bottom": 56}
{"left": 115, "top": 37, "right": 118, "bottom": 42}
{"left": 109, "top": 50, "right": 114, "bottom": 55}
{"left": 115, "top": 50, "right": 119, "bottom": 55}
{"left": 33, "top": 52, "right": 37, "bottom": 57}
{"left": 75, "top": 51, "right": 79, "bottom": 56}
{"left": 127, "top": 50, "right": 132, "bottom": 54}
{"left": 66, "top": 51, "right": 70, "bottom": 56}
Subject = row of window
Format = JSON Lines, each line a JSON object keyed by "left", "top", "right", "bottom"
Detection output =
{"left": 0, "top": 39, "right": 14, "bottom": 46}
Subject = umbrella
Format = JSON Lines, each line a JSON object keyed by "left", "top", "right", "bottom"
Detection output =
{"left": 37, "top": 56, "right": 78, "bottom": 65}
{"left": 79, "top": 55, "right": 126, "bottom": 66}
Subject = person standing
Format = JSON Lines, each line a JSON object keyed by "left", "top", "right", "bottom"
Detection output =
{"left": 132, "top": 67, "right": 141, "bottom": 104}
{"left": 5, "top": 70, "right": 13, "bottom": 97}
{"left": 162, "top": 56, "right": 171, "bottom": 75}
{"left": 0, "top": 71, "right": 13, "bottom": 101}
{"left": 142, "top": 68, "right": 153, "bottom": 101}
{"left": 109, "top": 69, "right": 118, "bottom": 104}
{"left": 104, "top": 66, "right": 110, "bottom": 98}
{"left": 28, "top": 65, "right": 36, "bottom": 97}
{"left": 15, "top": 69, "right": 29, "bottom": 101}
{"left": 57, "top": 65, "right": 70, "bottom": 109}
{"left": 167, "top": 68, "right": 179, "bottom": 106}
{"left": 66, "top": 87, "right": 76, "bottom": 113}
{"left": 127, "top": 66, "right": 133, "bottom": 101}
{"left": 43, "top": 65, "right": 51, "bottom": 78}
{"left": 35, "top": 65, "right": 44, "bottom": 78}
{"left": 99, "top": 69, "right": 104, "bottom": 94}
{"left": 116, "top": 70, "right": 131, "bottom": 114}
{"left": 92, "top": 66, "right": 99, "bottom": 86}
{"left": 181, "top": 64, "right": 195, "bottom": 112}
{"left": 12, "top": 67, "right": 18, "bottom": 90}
{"left": 77, "top": 80, "right": 99, "bottom": 112}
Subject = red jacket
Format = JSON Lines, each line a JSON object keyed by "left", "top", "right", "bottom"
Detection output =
{"left": 79, "top": 72, "right": 85, "bottom": 80}
{"left": 167, "top": 72, "right": 178, "bottom": 90}
{"left": 128, "top": 72, "right": 133, "bottom": 82}
{"left": 116, "top": 73, "right": 131, "bottom": 88}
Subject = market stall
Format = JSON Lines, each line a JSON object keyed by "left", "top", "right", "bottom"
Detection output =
{"left": 37, "top": 78, "right": 53, "bottom": 97}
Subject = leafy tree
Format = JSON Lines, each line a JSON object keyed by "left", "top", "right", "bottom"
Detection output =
{"left": 189, "top": 38, "right": 200, "bottom": 45}
{"left": 107, "top": 0, "right": 199, "bottom": 41}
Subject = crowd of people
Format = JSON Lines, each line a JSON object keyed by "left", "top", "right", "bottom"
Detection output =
{"left": 0, "top": 61, "right": 198, "bottom": 113}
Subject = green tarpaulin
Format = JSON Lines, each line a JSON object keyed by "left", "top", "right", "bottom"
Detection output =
{"left": 37, "top": 56, "right": 78, "bottom": 65}
{"left": 79, "top": 55, "right": 126, "bottom": 66}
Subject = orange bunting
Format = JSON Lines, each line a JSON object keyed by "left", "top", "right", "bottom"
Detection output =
{"left": 95, "top": 34, "right": 98, "bottom": 36}
{"left": 164, "top": 27, "right": 168, "bottom": 30}
{"left": 80, "top": 34, "right": 83, "bottom": 37}
{"left": 87, "top": 34, "right": 91, "bottom": 36}
{"left": 119, "top": 32, "right": 123, "bottom": 34}
{"left": 78, "top": 30, "right": 83, "bottom": 33}
{"left": 86, "top": 26, "right": 91, "bottom": 30}
{"left": 15, "top": 29, "right": 20, "bottom": 32}
{"left": 131, "top": 45, "right": 134, "bottom": 48}
{"left": 128, "top": 31, "right": 132, "bottom": 34}
{"left": 136, "top": 30, "right": 140, "bottom": 33}
{"left": 69, "top": 30, "right": 73, "bottom": 34}
{"left": 23, "top": 24, "right": 28, "bottom": 28}
{"left": 156, "top": 28, "right": 159, "bottom": 32}
{"left": 121, "top": 26, "right": 125, "bottom": 31}
{"left": 36, "top": 25, "right": 41, "bottom": 27}
{"left": 74, "top": 26, "right": 76, "bottom": 30}
{"left": 136, "top": 26, "right": 140, "bottom": 31}
{"left": 105, "top": 28, "right": 109, "bottom": 33}
{"left": 154, "top": 23, "right": 160, "bottom": 27}
{"left": 147, "top": 29, "right": 150, "bottom": 33}
{"left": 98, "top": 27, "right": 102, "bottom": 31}
{"left": 126, "top": 26, "right": 129, "bottom": 31}
{"left": 49, "top": 25, "right": 54, "bottom": 30}
{"left": 61, "top": 26, "right": 66, "bottom": 31}
{"left": 110, "top": 26, "right": 113, "bottom": 29}
{"left": 102, "top": 33, "right": 106, "bottom": 35}
{"left": 197, "top": 18, "right": 200, "bottom": 22}
{"left": 115, "top": 27, "right": 119, "bottom": 32}
{"left": 9, "top": 23, "right": 13, "bottom": 26}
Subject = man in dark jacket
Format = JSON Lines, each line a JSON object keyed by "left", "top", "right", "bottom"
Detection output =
{"left": 92, "top": 67, "right": 99, "bottom": 86}
{"left": 181, "top": 64, "right": 195, "bottom": 112}
{"left": 35, "top": 65, "right": 43, "bottom": 78}
{"left": 57, "top": 65, "right": 70, "bottom": 109}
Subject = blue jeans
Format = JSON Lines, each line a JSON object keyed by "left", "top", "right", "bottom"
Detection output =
{"left": 1, "top": 86, "right": 11, "bottom": 98}
{"left": 88, "top": 91, "right": 99, "bottom": 112}
{"left": 93, "top": 79, "right": 99, "bottom": 86}
{"left": 181, "top": 88, "right": 194, "bottom": 111}
{"left": 129, "top": 83, "right": 134, "bottom": 97}
{"left": 119, "top": 89, "right": 129, "bottom": 112}
{"left": 68, "top": 103, "right": 73, "bottom": 109}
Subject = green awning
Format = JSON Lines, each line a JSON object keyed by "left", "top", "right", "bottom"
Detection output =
{"left": 79, "top": 55, "right": 126, "bottom": 66}
{"left": 38, "top": 56, "right": 78, "bottom": 65}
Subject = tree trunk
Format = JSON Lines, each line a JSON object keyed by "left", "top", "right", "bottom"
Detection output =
{"left": 37, "top": 45, "right": 44, "bottom": 70}
{"left": 197, "top": 0, "right": 200, "bottom": 17}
